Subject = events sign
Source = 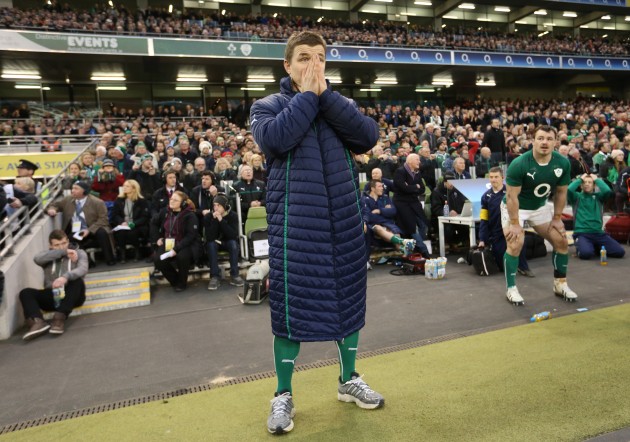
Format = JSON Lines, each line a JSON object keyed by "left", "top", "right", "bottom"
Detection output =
{"left": 0, "top": 30, "right": 148, "bottom": 55}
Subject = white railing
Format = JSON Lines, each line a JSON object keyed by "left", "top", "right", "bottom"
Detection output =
{"left": 0, "top": 139, "right": 98, "bottom": 260}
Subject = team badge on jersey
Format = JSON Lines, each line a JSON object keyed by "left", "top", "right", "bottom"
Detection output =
{"left": 554, "top": 168, "right": 563, "bottom": 177}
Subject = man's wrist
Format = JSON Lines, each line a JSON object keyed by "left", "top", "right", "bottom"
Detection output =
{"left": 509, "top": 218, "right": 519, "bottom": 225}
{"left": 553, "top": 214, "right": 562, "bottom": 220}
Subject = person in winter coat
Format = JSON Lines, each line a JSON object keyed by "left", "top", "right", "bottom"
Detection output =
{"left": 111, "top": 180, "right": 151, "bottom": 263}
{"left": 392, "top": 154, "right": 431, "bottom": 257}
{"left": 250, "top": 30, "right": 384, "bottom": 435}
{"left": 205, "top": 194, "right": 244, "bottom": 290}
{"left": 233, "top": 165, "right": 266, "bottom": 224}
{"left": 151, "top": 190, "right": 199, "bottom": 291}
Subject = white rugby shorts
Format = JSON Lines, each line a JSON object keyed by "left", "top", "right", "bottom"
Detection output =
{"left": 500, "top": 202, "right": 552, "bottom": 229}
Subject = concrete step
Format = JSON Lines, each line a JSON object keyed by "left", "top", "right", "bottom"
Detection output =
{"left": 44, "top": 267, "right": 152, "bottom": 318}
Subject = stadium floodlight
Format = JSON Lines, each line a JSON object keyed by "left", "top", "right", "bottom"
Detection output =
{"left": 494, "top": 6, "right": 510, "bottom": 12}
{"left": 458, "top": 3, "right": 475, "bottom": 10}
{"left": 534, "top": 9, "right": 547, "bottom": 15}
{"left": 14, "top": 84, "right": 43, "bottom": 90}
{"left": 168, "top": 4, "right": 173, "bottom": 13}
{"left": 415, "top": 87, "right": 435, "bottom": 92}
{"left": 97, "top": 85, "right": 127, "bottom": 91}
{"left": 240, "top": 87, "right": 266, "bottom": 91}
{"left": 563, "top": 12, "right": 577, "bottom": 18}
{"left": 359, "top": 88, "right": 381, "bottom": 92}
{"left": 413, "top": 1, "right": 432, "bottom": 5}
{"left": 601, "top": 15, "right": 611, "bottom": 20}
{"left": 175, "top": 86, "right": 203, "bottom": 91}
{"left": 626, "top": 16, "right": 630, "bottom": 22}
{"left": 91, "top": 75, "right": 126, "bottom": 81}
{"left": 177, "top": 75, "right": 208, "bottom": 82}
{"left": 443, "top": 15, "right": 458, "bottom": 19}
{"left": 2, "top": 72, "right": 41, "bottom": 80}
{"left": 247, "top": 75, "right": 275, "bottom": 83}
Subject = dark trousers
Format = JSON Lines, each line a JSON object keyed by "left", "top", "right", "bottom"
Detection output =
{"left": 208, "top": 240, "right": 240, "bottom": 278}
{"left": 491, "top": 152, "right": 505, "bottom": 165}
{"left": 70, "top": 226, "right": 114, "bottom": 263}
{"left": 19, "top": 278, "right": 86, "bottom": 319}
{"left": 574, "top": 232, "right": 626, "bottom": 260}
{"left": 154, "top": 245, "right": 194, "bottom": 289}
{"left": 395, "top": 201, "right": 430, "bottom": 255}
{"left": 114, "top": 226, "right": 148, "bottom": 257}
{"left": 490, "top": 236, "right": 529, "bottom": 271}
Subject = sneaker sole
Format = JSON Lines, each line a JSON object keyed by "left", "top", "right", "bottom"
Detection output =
{"left": 337, "top": 393, "right": 384, "bottom": 409}
{"left": 23, "top": 325, "right": 51, "bottom": 341}
{"left": 49, "top": 329, "right": 64, "bottom": 335}
{"left": 230, "top": 282, "right": 245, "bottom": 287}
{"left": 207, "top": 286, "right": 219, "bottom": 291}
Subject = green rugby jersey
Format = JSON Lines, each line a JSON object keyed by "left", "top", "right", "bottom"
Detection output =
{"left": 506, "top": 150, "right": 571, "bottom": 210}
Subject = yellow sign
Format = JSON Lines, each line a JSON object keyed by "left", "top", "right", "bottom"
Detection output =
{"left": 0, "top": 152, "right": 79, "bottom": 180}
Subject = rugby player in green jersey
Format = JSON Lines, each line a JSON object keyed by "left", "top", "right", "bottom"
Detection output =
{"left": 501, "top": 125, "right": 577, "bottom": 305}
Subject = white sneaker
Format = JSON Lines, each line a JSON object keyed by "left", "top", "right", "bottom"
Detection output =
{"left": 554, "top": 279, "right": 578, "bottom": 302}
{"left": 366, "top": 261, "right": 373, "bottom": 270}
{"left": 506, "top": 286, "right": 525, "bottom": 305}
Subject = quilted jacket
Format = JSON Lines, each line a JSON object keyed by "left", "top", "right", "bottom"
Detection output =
{"left": 250, "top": 77, "right": 379, "bottom": 342}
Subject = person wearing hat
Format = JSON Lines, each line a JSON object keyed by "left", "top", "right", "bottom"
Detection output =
{"left": 16, "top": 159, "right": 39, "bottom": 178}
{"left": 47, "top": 181, "right": 116, "bottom": 266}
{"left": 92, "top": 158, "right": 125, "bottom": 203}
{"left": 129, "top": 153, "right": 161, "bottom": 201}
{"left": 204, "top": 193, "right": 244, "bottom": 290}
{"left": 108, "top": 145, "right": 134, "bottom": 176}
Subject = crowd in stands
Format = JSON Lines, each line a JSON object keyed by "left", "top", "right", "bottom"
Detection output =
{"left": 1, "top": 5, "right": 629, "bottom": 56}
{"left": 2, "top": 95, "right": 629, "bottom": 286}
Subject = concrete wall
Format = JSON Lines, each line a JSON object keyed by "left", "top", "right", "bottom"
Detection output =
{"left": 0, "top": 216, "right": 58, "bottom": 340}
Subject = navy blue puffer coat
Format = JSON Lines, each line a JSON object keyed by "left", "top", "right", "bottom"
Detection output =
{"left": 250, "top": 77, "right": 379, "bottom": 342}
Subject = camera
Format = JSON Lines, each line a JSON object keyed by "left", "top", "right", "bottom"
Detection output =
{"left": 99, "top": 172, "right": 116, "bottom": 182}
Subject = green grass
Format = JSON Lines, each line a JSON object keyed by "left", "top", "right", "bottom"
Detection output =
{"left": 5, "top": 304, "right": 630, "bottom": 441}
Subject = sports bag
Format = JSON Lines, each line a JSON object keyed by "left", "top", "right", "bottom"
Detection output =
{"left": 467, "top": 246, "right": 499, "bottom": 276}
{"left": 605, "top": 213, "right": 630, "bottom": 243}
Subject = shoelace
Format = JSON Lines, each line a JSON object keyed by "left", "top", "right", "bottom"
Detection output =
{"left": 345, "top": 376, "right": 375, "bottom": 397}
{"left": 270, "top": 394, "right": 292, "bottom": 418}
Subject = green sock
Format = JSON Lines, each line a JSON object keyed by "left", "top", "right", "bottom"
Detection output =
{"left": 552, "top": 251, "right": 568, "bottom": 278}
{"left": 503, "top": 252, "right": 519, "bottom": 289}
{"left": 336, "top": 331, "right": 360, "bottom": 383}
{"left": 273, "top": 336, "right": 300, "bottom": 395}
{"left": 391, "top": 236, "right": 404, "bottom": 245}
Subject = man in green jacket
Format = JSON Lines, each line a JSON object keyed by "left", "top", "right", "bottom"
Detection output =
{"left": 568, "top": 173, "right": 625, "bottom": 260}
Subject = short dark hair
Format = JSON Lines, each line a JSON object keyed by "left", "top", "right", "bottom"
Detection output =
{"left": 201, "top": 170, "right": 216, "bottom": 181}
{"left": 489, "top": 166, "right": 503, "bottom": 176}
{"left": 49, "top": 229, "right": 68, "bottom": 243}
{"left": 284, "top": 31, "right": 326, "bottom": 62}
{"left": 368, "top": 179, "right": 382, "bottom": 190}
{"left": 535, "top": 125, "right": 558, "bottom": 137}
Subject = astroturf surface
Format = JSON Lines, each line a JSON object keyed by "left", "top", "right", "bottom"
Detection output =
{"left": 5, "top": 303, "right": 630, "bottom": 441}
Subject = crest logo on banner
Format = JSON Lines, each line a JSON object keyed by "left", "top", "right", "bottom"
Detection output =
{"left": 240, "top": 44, "right": 252, "bottom": 56}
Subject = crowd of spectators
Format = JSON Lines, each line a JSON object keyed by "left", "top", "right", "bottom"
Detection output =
{"left": 3, "top": 94, "right": 629, "bottom": 277}
{"left": 1, "top": 4, "right": 628, "bottom": 56}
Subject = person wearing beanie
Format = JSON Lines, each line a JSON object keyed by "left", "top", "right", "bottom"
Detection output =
{"left": 47, "top": 182, "right": 116, "bottom": 266}
{"left": 204, "top": 192, "right": 243, "bottom": 290}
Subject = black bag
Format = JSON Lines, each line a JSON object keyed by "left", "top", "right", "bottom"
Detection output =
{"left": 468, "top": 246, "right": 499, "bottom": 276}
{"left": 524, "top": 231, "right": 547, "bottom": 260}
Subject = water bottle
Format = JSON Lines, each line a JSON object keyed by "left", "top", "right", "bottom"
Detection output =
{"left": 600, "top": 246, "right": 607, "bottom": 266}
{"left": 530, "top": 311, "right": 552, "bottom": 322}
{"left": 443, "top": 200, "right": 449, "bottom": 217}
{"left": 52, "top": 287, "right": 66, "bottom": 309}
